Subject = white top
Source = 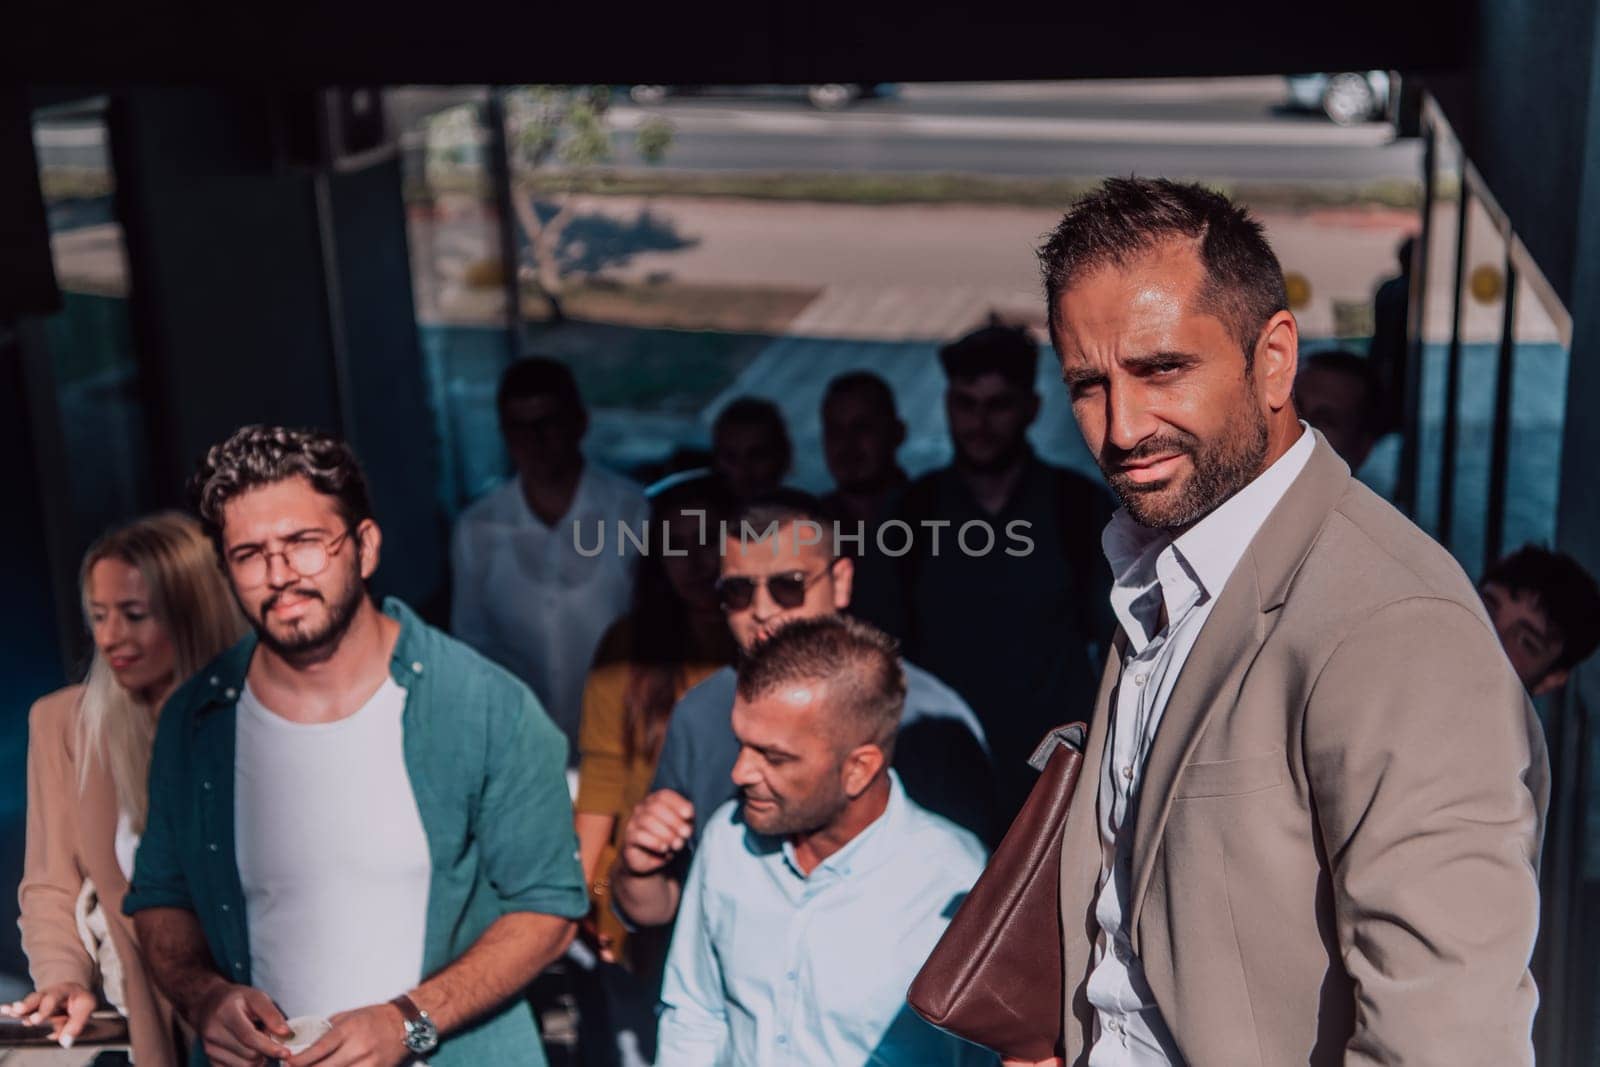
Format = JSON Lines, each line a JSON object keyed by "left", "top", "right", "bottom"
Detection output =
{"left": 235, "top": 678, "right": 432, "bottom": 1021}
{"left": 1087, "top": 425, "right": 1315, "bottom": 1066}
{"left": 114, "top": 810, "right": 139, "bottom": 884}
{"left": 450, "top": 463, "right": 647, "bottom": 751}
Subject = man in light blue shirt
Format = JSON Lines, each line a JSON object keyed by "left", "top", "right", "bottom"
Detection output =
{"left": 655, "top": 615, "right": 994, "bottom": 1066}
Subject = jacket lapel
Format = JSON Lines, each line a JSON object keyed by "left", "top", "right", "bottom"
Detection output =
{"left": 1125, "top": 435, "right": 1353, "bottom": 944}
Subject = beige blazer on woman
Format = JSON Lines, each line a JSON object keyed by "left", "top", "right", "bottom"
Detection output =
{"left": 20, "top": 685, "right": 181, "bottom": 1066}
{"left": 1057, "top": 435, "right": 1548, "bottom": 1066}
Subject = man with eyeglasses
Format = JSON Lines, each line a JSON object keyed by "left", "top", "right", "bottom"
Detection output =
{"left": 608, "top": 492, "right": 992, "bottom": 933}
{"left": 125, "top": 425, "right": 588, "bottom": 1067}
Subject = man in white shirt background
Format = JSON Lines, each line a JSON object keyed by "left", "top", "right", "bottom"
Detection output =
{"left": 451, "top": 357, "right": 649, "bottom": 754}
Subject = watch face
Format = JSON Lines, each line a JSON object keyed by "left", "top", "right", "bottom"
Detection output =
{"left": 404, "top": 1016, "right": 439, "bottom": 1054}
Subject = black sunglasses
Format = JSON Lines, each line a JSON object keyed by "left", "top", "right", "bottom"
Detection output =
{"left": 715, "top": 567, "right": 832, "bottom": 612}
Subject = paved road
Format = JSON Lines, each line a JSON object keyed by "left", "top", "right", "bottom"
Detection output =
{"left": 607, "top": 79, "right": 1422, "bottom": 183}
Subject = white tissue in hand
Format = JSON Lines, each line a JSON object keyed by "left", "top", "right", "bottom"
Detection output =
{"left": 283, "top": 1015, "right": 332, "bottom": 1054}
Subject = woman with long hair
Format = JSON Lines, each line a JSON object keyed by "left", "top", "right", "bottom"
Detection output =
{"left": 574, "top": 475, "right": 737, "bottom": 965}
{"left": 6, "top": 512, "right": 244, "bottom": 1062}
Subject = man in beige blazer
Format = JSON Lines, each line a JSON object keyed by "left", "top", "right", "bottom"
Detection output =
{"left": 1018, "top": 178, "right": 1547, "bottom": 1067}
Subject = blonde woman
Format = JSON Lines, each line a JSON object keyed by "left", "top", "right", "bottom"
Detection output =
{"left": 5, "top": 513, "right": 243, "bottom": 1062}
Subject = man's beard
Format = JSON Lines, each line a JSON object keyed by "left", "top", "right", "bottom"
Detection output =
{"left": 742, "top": 781, "right": 848, "bottom": 838}
{"left": 252, "top": 571, "right": 365, "bottom": 666}
{"left": 1104, "top": 397, "right": 1270, "bottom": 530}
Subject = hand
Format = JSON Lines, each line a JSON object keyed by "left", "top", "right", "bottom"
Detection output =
{"left": 2, "top": 981, "right": 96, "bottom": 1047}
{"left": 577, "top": 910, "right": 618, "bottom": 964}
{"left": 287, "top": 1001, "right": 409, "bottom": 1067}
{"left": 194, "top": 981, "right": 293, "bottom": 1067}
{"left": 619, "top": 789, "right": 695, "bottom": 877}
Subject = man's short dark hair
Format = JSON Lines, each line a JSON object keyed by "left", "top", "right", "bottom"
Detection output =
{"left": 938, "top": 319, "right": 1038, "bottom": 392}
{"left": 730, "top": 489, "right": 840, "bottom": 560}
{"left": 189, "top": 425, "right": 374, "bottom": 556}
{"left": 712, "top": 396, "right": 793, "bottom": 463}
{"left": 736, "top": 614, "right": 906, "bottom": 755}
{"left": 497, "top": 356, "right": 583, "bottom": 416}
{"left": 1301, "top": 350, "right": 1386, "bottom": 434}
{"left": 823, "top": 371, "right": 899, "bottom": 420}
{"left": 1038, "top": 177, "right": 1288, "bottom": 361}
{"left": 1482, "top": 545, "right": 1600, "bottom": 673}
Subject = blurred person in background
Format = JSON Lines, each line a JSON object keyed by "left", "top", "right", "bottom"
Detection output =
{"left": 819, "top": 370, "right": 909, "bottom": 539}
{"left": 570, "top": 476, "right": 737, "bottom": 1064}
{"left": 710, "top": 396, "right": 792, "bottom": 501}
{"left": 1294, "top": 350, "right": 1386, "bottom": 473}
{"left": 859, "top": 320, "right": 1114, "bottom": 825}
{"left": 609, "top": 491, "right": 992, "bottom": 934}
{"left": 7, "top": 513, "right": 244, "bottom": 1064}
{"left": 1481, "top": 545, "right": 1600, "bottom": 695}
{"left": 452, "top": 356, "right": 648, "bottom": 754}
{"left": 1369, "top": 234, "right": 1416, "bottom": 433}
{"left": 654, "top": 616, "right": 994, "bottom": 1066}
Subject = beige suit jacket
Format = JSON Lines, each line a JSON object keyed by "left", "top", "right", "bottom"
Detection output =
{"left": 20, "top": 685, "right": 182, "bottom": 1067}
{"left": 1057, "top": 435, "right": 1548, "bottom": 1066}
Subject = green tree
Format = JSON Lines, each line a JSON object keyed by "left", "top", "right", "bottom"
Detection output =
{"left": 503, "top": 86, "right": 674, "bottom": 321}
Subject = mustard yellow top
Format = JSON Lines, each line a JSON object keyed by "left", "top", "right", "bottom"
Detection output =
{"left": 575, "top": 617, "right": 725, "bottom": 957}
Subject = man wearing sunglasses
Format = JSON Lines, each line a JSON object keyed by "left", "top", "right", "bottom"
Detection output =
{"left": 609, "top": 492, "right": 992, "bottom": 932}
{"left": 126, "top": 426, "right": 588, "bottom": 1067}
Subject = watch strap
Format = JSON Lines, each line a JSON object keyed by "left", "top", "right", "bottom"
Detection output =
{"left": 389, "top": 993, "right": 425, "bottom": 1026}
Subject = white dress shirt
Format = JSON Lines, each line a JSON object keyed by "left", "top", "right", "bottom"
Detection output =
{"left": 1087, "top": 425, "right": 1314, "bottom": 1065}
{"left": 450, "top": 462, "right": 647, "bottom": 752}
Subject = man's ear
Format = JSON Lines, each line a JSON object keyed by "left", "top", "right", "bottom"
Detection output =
{"left": 356, "top": 519, "right": 382, "bottom": 580}
{"left": 1256, "top": 310, "right": 1300, "bottom": 412}
{"left": 831, "top": 555, "right": 856, "bottom": 612}
{"left": 1534, "top": 667, "right": 1571, "bottom": 697}
{"left": 841, "top": 743, "right": 886, "bottom": 798}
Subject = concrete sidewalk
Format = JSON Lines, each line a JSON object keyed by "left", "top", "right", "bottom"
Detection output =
{"left": 518, "top": 195, "right": 1418, "bottom": 339}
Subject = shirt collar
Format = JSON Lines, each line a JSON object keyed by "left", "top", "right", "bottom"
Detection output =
{"left": 194, "top": 596, "right": 427, "bottom": 717}
{"left": 778, "top": 771, "right": 908, "bottom": 882}
{"left": 1102, "top": 423, "right": 1316, "bottom": 649}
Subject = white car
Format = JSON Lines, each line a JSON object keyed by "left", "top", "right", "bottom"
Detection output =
{"left": 1285, "top": 71, "right": 1393, "bottom": 126}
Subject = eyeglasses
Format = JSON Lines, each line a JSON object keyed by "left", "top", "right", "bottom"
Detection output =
{"left": 715, "top": 567, "right": 832, "bottom": 613}
{"left": 228, "top": 528, "right": 354, "bottom": 587}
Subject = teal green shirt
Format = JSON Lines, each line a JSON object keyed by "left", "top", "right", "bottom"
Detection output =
{"left": 125, "top": 598, "right": 588, "bottom": 1066}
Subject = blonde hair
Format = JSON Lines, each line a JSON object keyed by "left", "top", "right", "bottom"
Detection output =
{"left": 77, "top": 512, "right": 245, "bottom": 831}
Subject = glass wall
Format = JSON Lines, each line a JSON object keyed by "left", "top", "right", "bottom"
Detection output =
{"left": 31, "top": 98, "right": 151, "bottom": 547}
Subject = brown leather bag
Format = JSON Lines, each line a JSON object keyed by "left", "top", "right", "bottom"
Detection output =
{"left": 907, "top": 722, "right": 1088, "bottom": 1061}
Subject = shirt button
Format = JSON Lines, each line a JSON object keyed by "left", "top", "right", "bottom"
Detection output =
{"left": 209, "top": 676, "right": 220, "bottom": 687}
{"left": 208, "top": 843, "right": 219, "bottom": 853}
{"left": 1134, "top": 673, "right": 1148, "bottom": 686}
{"left": 220, "top": 903, "right": 230, "bottom": 912}
{"left": 224, "top": 688, "right": 237, "bottom": 700}
{"left": 232, "top": 962, "right": 244, "bottom": 974}
{"left": 1122, "top": 766, "right": 1134, "bottom": 780}
{"left": 202, "top": 780, "right": 213, "bottom": 791}
{"left": 786, "top": 971, "right": 797, "bottom": 981}
{"left": 1106, "top": 1018, "right": 1121, "bottom": 1033}
{"left": 776, "top": 1035, "right": 788, "bottom": 1046}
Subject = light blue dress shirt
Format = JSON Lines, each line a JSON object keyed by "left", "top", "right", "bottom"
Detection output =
{"left": 657, "top": 773, "right": 997, "bottom": 1066}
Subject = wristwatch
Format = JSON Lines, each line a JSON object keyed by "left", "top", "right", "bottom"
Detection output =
{"left": 389, "top": 993, "right": 439, "bottom": 1055}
